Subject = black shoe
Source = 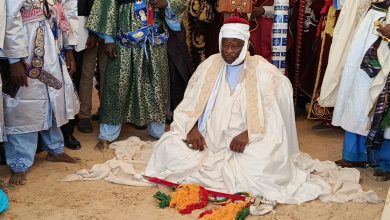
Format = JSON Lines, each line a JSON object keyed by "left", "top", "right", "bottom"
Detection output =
{"left": 64, "top": 134, "right": 81, "bottom": 150}
{"left": 91, "top": 108, "right": 100, "bottom": 121}
{"left": 77, "top": 118, "right": 93, "bottom": 133}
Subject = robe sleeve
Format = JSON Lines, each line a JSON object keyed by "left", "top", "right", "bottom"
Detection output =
{"left": 0, "top": 0, "right": 6, "bottom": 50}
{"left": 263, "top": 6, "right": 274, "bottom": 18}
{"left": 86, "top": 0, "right": 118, "bottom": 37}
{"left": 275, "top": 75, "right": 300, "bottom": 154}
{"left": 63, "top": 0, "right": 79, "bottom": 47}
{"left": 3, "top": 0, "right": 27, "bottom": 59}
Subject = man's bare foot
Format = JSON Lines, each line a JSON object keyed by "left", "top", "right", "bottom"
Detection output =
{"left": 9, "top": 172, "right": 27, "bottom": 186}
{"left": 94, "top": 140, "right": 110, "bottom": 152}
{"left": 46, "top": 153, "right": 78, "bottom": 163}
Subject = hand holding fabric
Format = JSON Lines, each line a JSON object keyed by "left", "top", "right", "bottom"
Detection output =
{"left": 185, "top": 124, "right": 206, "bottom": 151}
{"left": 377, "top": 24, "right": 390, "bottom": 39}
{"left": 151, "top": 0, "right": 168, "bottom": 9}
{"left": 10, "top": 61, "right": 27, "bottom": 87}
{"left": 65, "top": 50, "right": 76, "bottom": 76}
{"left": 85, "top": 34, "right": 98, "bottom": 49}
{"left": 230, "top": 130, "right": 249, "bottom": 153}
{"left": 250, "top": 7, "right": 265, "bottom": 20}
{"left": 105, "top": 43, "right": 117, "bottom": 60}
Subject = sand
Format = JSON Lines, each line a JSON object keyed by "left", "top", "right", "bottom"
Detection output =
{"left": 0, "top": 93, "right": 389, "bottom": 220}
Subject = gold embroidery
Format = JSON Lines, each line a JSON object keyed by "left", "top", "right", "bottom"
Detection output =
{"left": 188, "top": 55, "right": 224, "bottom": 119}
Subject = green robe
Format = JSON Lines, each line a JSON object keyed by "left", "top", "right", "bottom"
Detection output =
{"left": 87, "top": 0, "right": 186, "bottom": 126}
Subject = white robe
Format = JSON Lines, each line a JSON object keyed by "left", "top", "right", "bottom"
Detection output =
{"left": 0, "top": 0, "right": 5, "bottom": 50}
{"left": 2, "top": 0, "right": 80, "bottom": 134}
{"left": 332, "top": 8, "right": 390, "bottom": 136}
{"left": 145, "top": 54, "right": 380, "bottom": 204}
{"left": 0, "top": 0, "right": 5, "bottom": 141}
{"left": 318, "top": 0, "right": 372, "bottom": 107}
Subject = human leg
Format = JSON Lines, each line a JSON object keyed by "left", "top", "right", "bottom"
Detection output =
{"left": 78, "top": 47, "right": 98, "bottom": 132}
{"left": 40, "top": 126, "right": 77, "bottom": 163}
{"left": 335, "top": 131, "right": 368, "bottom": 168}
{"left": 147, "top": 122, "right": 165, "bottom": 139}
{"left": 94, "top": 123, "right": 122, "bottom": 151}
{"left": 60, "top": 119, "right": 81, "bottom": 150}
{"left": 4, "top": 132, "right": 38, "bottom": 185}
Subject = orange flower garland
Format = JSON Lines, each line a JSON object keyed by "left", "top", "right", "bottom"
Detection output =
{"left": 199, "top": 201, "right": 248, "bottom": 220}
{"left": 169, "top": 184, "right": 209, "bottom": 214}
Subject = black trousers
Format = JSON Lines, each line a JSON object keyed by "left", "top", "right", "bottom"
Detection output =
{"left": 60, "top": 50, "right": 83, "bottom": 138}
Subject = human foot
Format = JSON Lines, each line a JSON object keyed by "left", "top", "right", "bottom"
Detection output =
{"left": 9, "top": 172, "right": 27, "bottom": 186}
{"left": 374, "top": 170, "right": 390, "bottom": 181}
{"left": 94, "top": 140, "right": 110, "bottom": 152}
{"left": 46, "top": 153, "right": 79, "bottom": 163}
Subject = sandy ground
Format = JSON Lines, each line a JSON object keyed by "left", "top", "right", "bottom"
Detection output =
{"left": 1, "top": 91, "right": 389, "bottom": 220}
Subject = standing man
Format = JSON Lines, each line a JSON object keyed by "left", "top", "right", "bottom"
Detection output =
{"left": 75, "top": 0, "right": 100, "bottom": 134}
{"left": 320, "top": 0, "right": 390, "bottom": 180}
{"left": 2, "top": 0, "right": 80, "bottom": 185}
{"left": 248, "top": 0, "right": 276, "bottom": 61}
{"left": 87, "top": 0, "right": 187, "bottom": 150}
{"left": 59, "top": 0, "right": 98, "bottom": 150}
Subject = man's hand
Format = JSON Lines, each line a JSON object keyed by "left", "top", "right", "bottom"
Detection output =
{"left": 151, "top": 0, "right": 168, "bottom": 9}
{"left": 65, "top": 50, "right": 76, "bottom": 76}
{"left": 185, "top": 124, "right": 206, "bottom": 151}
{"left": 9, "top": 61, "right": 27, "bottom": 87}
{"left": 250, "top": 7, "right": 265, "bottom": 20}
{"left": 85, "top": 34, "right": 98, "bottom": 49}
{"left": 377, "top": 24, "right": 390, "bottom": 39}
{"left": 105, "top": 43, "right": 117, "bottom": 60}
{"left": 230, "top": 130, "right": 249, "bottom": 153}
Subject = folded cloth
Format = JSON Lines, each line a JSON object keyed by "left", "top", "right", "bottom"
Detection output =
{"left": 61, "top": 136, "right": 154, "bottom": 186}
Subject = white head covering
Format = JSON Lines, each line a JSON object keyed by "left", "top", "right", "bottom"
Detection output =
{"left": 219, "top": 18, "right": 250, "bottom": 65}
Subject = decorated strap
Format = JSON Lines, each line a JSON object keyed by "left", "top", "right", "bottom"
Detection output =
{"left": 24, "top": 22, "right": 63, "bottom": 90}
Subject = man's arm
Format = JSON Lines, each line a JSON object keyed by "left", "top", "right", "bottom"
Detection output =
{"left": 63, "top": 0, "right": 79, "bottom": 48}
{"left": 3, "top": 0, "right": 27, "bottom": 59}
{"left": 185, "top": 122, "right": 207, "bottom": 151}
{"left": 230, "top": 130, "right": 249, "bottom": 153}
{"left": 3, "top": 0, "right": 28, "bottom": 88}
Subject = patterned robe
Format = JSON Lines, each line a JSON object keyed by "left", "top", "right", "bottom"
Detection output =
{"left": 87, "top": 0, "right": 186, "bottom": 126}
{"left": 307, "top": 3, "right": 340, "bottom": 120}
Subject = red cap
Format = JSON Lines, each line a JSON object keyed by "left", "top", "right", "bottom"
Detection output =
{"left": 223, "top": 16, "right": 250, "bottom": 25}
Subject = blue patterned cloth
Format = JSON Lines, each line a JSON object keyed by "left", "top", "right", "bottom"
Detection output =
{"left": 272, "top": 0, "right": 289, "bottom": 73}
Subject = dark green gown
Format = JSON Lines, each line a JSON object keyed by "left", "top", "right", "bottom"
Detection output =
{"left": 87, "top": 0, "right": 186, "bottom": 126}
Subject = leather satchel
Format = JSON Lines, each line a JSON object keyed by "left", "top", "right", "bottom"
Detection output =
{"left": 217, "top": 0, "right": 253, "bottom": 13}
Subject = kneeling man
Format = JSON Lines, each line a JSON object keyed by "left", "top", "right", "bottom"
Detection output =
{"left": 146, "top": 17, "right": 321, "bottom": 204}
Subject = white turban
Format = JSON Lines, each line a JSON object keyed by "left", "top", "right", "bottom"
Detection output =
{"left": 219, "top": 22, "right": 250, "bottom": 65}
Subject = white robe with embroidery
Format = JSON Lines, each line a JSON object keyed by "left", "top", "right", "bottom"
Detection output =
{"left": 2, "top": 0, "right": 80, "bottom": 134}
{"left": 145, "top": 54, "right": 381, "bottom": 204}
{"left": 331, "top": 7, "right": 390, "bottom": 136}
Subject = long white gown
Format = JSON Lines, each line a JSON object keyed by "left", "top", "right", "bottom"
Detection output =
{"left": 145, "top": 54, "right": 380, "bottom": 204}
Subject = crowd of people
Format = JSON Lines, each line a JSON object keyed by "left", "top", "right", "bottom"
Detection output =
{"left": 0, "top": 0, "right": 389, "bottom": 215}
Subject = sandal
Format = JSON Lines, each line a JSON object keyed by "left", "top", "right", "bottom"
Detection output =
{"left": 335, "top": 159, "right": 368, "bottom": 168}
